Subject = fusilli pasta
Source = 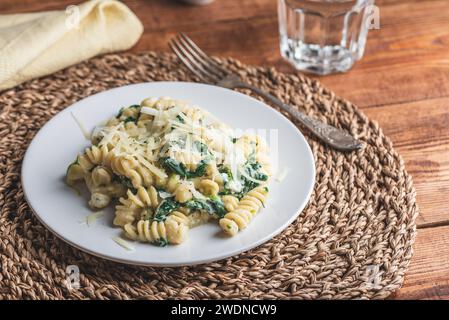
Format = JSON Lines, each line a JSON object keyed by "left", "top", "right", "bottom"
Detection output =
{"left": 124, "top": 216, "right": 188, "bottom": 245}
{"left": 219, "top": 186, "right": 269, "bottom": 236}
{"left": 66, "top": 97, "right": 272, "bottom": 246}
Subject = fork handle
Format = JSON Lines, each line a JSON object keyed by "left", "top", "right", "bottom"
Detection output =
{"left": 237, "top": 83, "right": 364, "bottom": 152}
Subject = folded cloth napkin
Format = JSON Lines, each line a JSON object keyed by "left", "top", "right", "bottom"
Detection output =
{"left": 0, "top": 0, "right": 143, "bottom": 91}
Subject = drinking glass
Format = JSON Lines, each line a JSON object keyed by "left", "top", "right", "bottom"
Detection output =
{"left": 278, "top": 0, "right": 375, "bottom": 75}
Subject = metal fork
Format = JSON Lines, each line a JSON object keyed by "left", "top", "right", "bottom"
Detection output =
{"left": 169, "top": 33, "right": 364, "bottom": 152}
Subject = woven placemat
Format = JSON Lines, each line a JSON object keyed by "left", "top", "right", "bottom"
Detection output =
{"left": 0, "top": 52, "right": 419, "bottom": 300}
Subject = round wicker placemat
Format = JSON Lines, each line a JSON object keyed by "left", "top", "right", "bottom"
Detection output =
{"left": 0, "top": 52, "right": 418, "bottom": 300}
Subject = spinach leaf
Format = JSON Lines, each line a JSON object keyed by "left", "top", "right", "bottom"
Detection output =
{"left": 239, "top": 162, "right": 268, "bottom": 196}
{"left": 154, "top": 238, "right": 169, "bottom": 247}
{"left": 169, "top": 113, "right": 185, "bottom": 130}
{"left": 124, "top": 116, "right": 137, "bottom": 124}
{"left": 175, "top": 114, "right": 185, "bottom": 123}
{"left": 219, "top": 161, "right": 268, "bottom": 198}
{"left": 160, "top": 157, "right": 189, "bottom": 177}
{"left": 218, "top": 190, "right": 231, "bottom": 196}
{"left": 193, "top": 140, "right": 210, "bottom": 157}
{"left": 185, "top": 197, "right": 226, "bottom": 218}
{"left": 218, "top": 166, "right": 232, "bottom": 180}
{"left": 116, "top": 107, "right": 125, "bottom": 118}
{"left": 153, "top": 198, "right": 180, "bottom": 222}
{"left": 192, "top": 160, "right": 208, "bottom": 177}
{"left": 185, "top": 199, "right": 211, "bottom": 211}
{"left": 246, "top": 162, "right": 268, "bottom": 181}
{"left": 217, "top": 166, "right": 233, "bottom": 196}
{"left": 160, "top": 157, "right": 209, "bottom": 179}
{"left": 160, "top": 139, "right": 212, "bottom": 178}
{"left": 114, "top": 175, "right": 136, "bottom": 193}
{"left": 208, "top": 196, "right": 226, "bottom": 217}
{"left": 116, "top": 104, "right": 140, "bottom": 119}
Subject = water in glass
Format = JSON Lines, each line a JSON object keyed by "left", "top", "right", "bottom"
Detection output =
{"left": 278, "top": 0, "right": 375, "bottom": 75}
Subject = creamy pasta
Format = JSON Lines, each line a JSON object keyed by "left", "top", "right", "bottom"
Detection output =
{"left": 66, "top": 97, "right": 271, "bottom": 246}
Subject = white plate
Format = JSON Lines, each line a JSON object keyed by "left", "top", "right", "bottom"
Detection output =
{"left": 22, "top": 82, "right": 315, "bottom": 267}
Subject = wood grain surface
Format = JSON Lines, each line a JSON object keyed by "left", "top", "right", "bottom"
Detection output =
{"left": 1, "top": 0, "right": 448, "bottom": 299}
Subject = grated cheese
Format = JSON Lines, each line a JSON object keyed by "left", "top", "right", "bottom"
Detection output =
{"left": 158, "top": 190, "right": 173, "bottom": 199}
{"left": 70, "top": 112, "right": 91, "bottom": 140}
{"left": 140, "top": 106, "right": 158, "bottom": 116}
{"left": 112, "top": 236, "right": 135, "bottom": 251}
{"left": 227, "top": 179, "right": 243, "bottom": 193}
{"left": 180, "top": 180, "right": 207, "bottom": 200}
{"left": 86, "top": 211, "right": 105, "bottom": 226}
{"left": 135, "top": 154, "right": 168, "bottom": 179}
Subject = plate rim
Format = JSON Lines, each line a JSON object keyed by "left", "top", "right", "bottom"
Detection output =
{"left": 21, "top": 81, "right": 316, "bottom": 267}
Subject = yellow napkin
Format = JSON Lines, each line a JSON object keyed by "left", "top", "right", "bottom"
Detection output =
{"left": 0, "top": 0, "right": 143, "bottom": 91}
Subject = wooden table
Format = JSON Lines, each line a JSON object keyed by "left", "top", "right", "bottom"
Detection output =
{"left": 2, "top": 0, "right": 448, "bottom": 299}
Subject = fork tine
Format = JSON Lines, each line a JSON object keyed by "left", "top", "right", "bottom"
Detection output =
{"left": 177, "top": 34, "right": 227, "bottom": 79}
{"left": 169, "top": 39, "right": 214, "bottom": 83}
{"left": 172, "top": 37, "right": 220, "bottom": 83}
{"left": 180, "top": 33, "right": 230, "bottom": 76}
